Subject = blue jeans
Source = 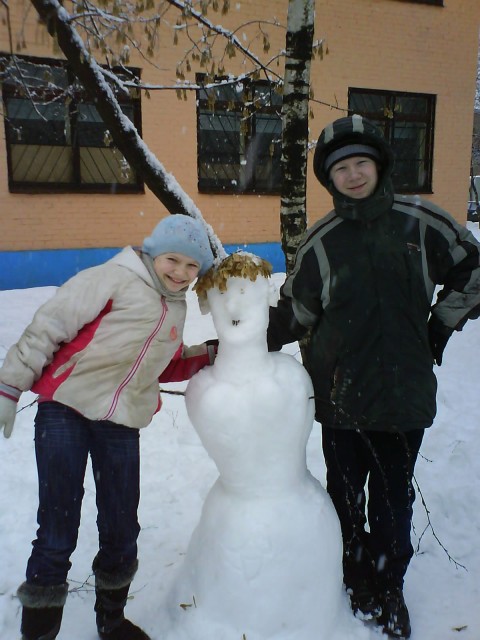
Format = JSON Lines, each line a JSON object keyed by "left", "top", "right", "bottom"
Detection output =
{"left": 26, "top": 402, "right": 141, "bottom": 587}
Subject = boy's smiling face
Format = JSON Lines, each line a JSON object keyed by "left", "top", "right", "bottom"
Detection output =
{"left": 329, "top": 155, "right": 379, "bottom": 199}
{"left": 153, "top": 252, "right": 200, "bottom": 292}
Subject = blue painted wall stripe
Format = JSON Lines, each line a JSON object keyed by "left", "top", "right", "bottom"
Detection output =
{"left": 0, "top": 243, "right": 286, "bottom": 290}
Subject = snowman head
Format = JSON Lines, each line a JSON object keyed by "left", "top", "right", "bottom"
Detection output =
{"left": 194, "top": 252, "right": 278, "bottom": 343}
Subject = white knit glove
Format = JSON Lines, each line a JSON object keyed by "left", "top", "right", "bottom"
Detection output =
{"left": 0, "top": 395, "right": 17, "bottom": 438}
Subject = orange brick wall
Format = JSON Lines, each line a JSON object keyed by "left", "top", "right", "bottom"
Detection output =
{"left": 0, "top": 0, "right": 478, "bottom": 254}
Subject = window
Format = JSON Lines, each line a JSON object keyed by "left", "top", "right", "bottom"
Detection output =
{"left": 395, "top": 0, "right": 443, "bottom": 5}
{"left": 196, "top": 74, "right": 282, "bottom": 194}
{"left": 349, "top": 88, "right": 436, "bottom": 193}
{"left": 1, "top": 55, "right": 143, "bottom": 193}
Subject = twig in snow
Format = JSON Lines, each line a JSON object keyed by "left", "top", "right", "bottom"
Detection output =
{"left": 412, "top": 474, "right": 466, "bottom": 571}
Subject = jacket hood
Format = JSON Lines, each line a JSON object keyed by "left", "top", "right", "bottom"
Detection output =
{"left": 313, "top": 114, "right": 395, "bottom": 188}
{"left": 110, "top": 247, "right": 187, "bottom": 301}
{"left": 313, "top": 115, "right": 395, "bottom": 222}
{"left": 109, "top": 247, "right": 152, "bottom": 283}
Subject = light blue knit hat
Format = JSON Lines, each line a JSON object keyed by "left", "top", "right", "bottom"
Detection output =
{"left": 142, "top": 214, "right": 214, "bottom": 276}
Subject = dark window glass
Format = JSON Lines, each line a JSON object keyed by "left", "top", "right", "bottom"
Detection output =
{"left": 349, "top": 88, "right": 436, "bottom": 193}
{"left": 398, "top": 0, "right": 443, "bottom": 5}
{"left": 196, "top": 75, "right": 282, "bottom": 194}
{"left": 1, "top": 55, "right": 143, "bottom": 193}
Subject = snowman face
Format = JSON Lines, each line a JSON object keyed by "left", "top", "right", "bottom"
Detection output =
{"left": 207, "top": 275, "right": 272, "bottom": 344}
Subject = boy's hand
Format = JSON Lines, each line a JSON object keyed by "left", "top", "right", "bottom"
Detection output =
{"left": 0, "top": 395, "right": 17, "bottom": 438}
{"left": 206, "top": 339, "right": 219, "bottom": 363}
{"left": 428, "top": 316, "right": 453, "bottom": 366}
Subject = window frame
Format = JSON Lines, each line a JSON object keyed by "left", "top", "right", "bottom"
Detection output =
{"left": 196, "top": 73, "right": 282, "bottom": 195}
{"left": 1, "top": 53, "right": 144, "bottom": 194}
{"left": 348, "top": 87, "right": 436, "bottom": 194}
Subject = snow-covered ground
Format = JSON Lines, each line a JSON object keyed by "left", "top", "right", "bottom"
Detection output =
{"left": 1, "top": 225, "right": 480, "bottom": 639}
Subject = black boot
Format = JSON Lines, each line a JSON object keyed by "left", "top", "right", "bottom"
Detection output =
{"left": 377, "top": 587, "right": 411, "bottom": 639}
{"left": 343, "top": 541, "right": 381, "bottom": 620}
{"left": 346, "top": 580, "right": 382, "bottom": 620}
{"left": 17, "top": 582, "right": 68, "bottom": 640}
{"left": 93, "top": 558, "right": 150, "bottom": 640}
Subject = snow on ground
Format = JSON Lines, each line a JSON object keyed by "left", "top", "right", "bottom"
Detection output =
{"left": 1, "top": 224, "right": 480, "bottom": 639}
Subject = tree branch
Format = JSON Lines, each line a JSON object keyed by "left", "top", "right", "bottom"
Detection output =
{"left": 29, "top": 0, "right": 225, "bottom": 259}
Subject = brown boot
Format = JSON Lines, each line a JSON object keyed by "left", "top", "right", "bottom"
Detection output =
{"left": 93, "top": 557, "right": 150, "bottom": 640}
{"left": 17, "top": 582, "right": 68, "bottom": 640}
{"left": 94, "top": 583, "right": 150, "bottom": 640}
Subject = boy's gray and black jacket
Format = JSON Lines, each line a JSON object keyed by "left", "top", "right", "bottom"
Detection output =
{"left": 267, "top": 194, "right": 480, "bottom": 432}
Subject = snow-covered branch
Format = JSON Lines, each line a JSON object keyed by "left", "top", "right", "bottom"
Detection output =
{"left": 29, "top": 0, "right": 225, "bottom": 257}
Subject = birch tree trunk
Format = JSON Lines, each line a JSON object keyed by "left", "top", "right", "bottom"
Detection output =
{"left": 280, "top": 0, "right": 315, "bottom": 274}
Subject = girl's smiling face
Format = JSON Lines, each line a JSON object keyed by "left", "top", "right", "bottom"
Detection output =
{"left": 330, "top": 156, "right": 379, "bottom": 199}
{"left": 153, "top": 253, "right": 200, "bottom": 292}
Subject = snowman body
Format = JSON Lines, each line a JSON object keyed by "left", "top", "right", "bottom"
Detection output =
{"left": 169, "top": 271, "right": 347, "bottom": 639}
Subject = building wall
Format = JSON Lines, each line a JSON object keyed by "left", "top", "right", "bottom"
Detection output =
{"left": 313, "top": 0, "right": 479, "bottom": 222}
{"left": 0, "top": 0, "right": 479, "bottom": 287}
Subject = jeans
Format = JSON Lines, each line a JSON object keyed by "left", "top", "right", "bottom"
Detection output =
{"left": 26, "top": 402, "right": 141, "bottom": 587}
{"left": 322, "top": 426, "right": 424, "bottom": 589}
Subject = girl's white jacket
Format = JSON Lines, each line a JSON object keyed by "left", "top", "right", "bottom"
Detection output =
{"left": 0, "top": 247, "right": 214, "bottom": 429}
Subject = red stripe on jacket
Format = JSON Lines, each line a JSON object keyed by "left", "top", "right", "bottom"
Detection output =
{"left": 32, "top": 300, "right": 114, "bottom": 398}
{"left": 159, "top": 344, "right": 213, "bottom": 382}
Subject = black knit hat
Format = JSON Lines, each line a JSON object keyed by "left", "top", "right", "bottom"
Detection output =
{"left": 323, "top": 143, "right": 381, "bottom": 175}
{"left": 313, "top": 115, "right": 394, "bottom": 189}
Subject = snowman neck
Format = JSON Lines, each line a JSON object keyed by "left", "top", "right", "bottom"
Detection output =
{"left": 214, "top": 333, "right": 271, "bottom": 376}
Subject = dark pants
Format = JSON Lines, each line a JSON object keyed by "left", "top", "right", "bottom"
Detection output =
{"left": 322, "top": 426, "right": 424, "bottom": 590}
{"left": 26, "top": 402, "right": 141, "bottom": 587}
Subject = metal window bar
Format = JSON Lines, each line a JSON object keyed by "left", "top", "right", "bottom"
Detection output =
{"left": 2, "top": 54, "right": 142, "bottom": 193}
{"left": 197, "top": 75, "right": 282, "bottom": 194}
{"left": 348, "top": 88, "right": 435, "bottom": 193}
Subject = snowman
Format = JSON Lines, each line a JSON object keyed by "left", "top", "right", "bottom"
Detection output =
{"left": 166, "top": 253, "right": 367, "bottom": 640}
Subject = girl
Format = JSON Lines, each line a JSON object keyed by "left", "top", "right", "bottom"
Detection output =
{"left": 0, "top": 214, "right": 217, "bottom": 640}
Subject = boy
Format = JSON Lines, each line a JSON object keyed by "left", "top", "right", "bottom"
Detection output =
{"left": 0, "top": 214, "right": 217, "bottom": 640}
{"left": 267, "top": 115, "right": 480, "bottom": 639}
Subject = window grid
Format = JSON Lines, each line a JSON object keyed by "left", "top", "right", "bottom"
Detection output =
{"left": 348, "top": 87, "right": 436, "bottom": 193}
{"left": 196, "top": 74, "right": 282, "bottom": 195}
{"left": 1, "top": 54, "right": 143, "bottom": 194}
